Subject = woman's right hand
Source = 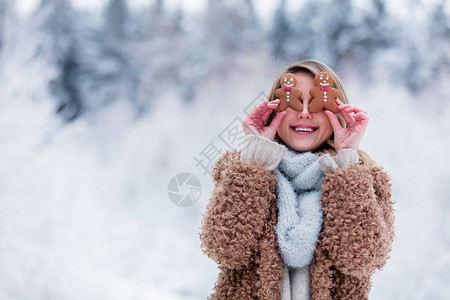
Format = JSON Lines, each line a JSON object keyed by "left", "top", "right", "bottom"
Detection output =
{"left": 241, "top": 99, "right": 287, "bottom": 141}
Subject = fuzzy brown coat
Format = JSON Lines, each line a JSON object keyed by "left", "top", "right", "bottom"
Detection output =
{"left": 199, "top": 150, "right": 394, "bottom": 300}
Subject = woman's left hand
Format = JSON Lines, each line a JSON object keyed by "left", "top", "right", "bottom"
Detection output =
{"left": 324, "top": 99, "right": 369, "bottom": 151}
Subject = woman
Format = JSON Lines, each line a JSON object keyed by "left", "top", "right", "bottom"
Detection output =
{"left": 199, "top": 59, "right": 395, "bottom": 299}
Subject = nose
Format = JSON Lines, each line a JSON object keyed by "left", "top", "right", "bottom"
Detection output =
{"left": 297, "top": 99, "right": 312, "bottom": 120}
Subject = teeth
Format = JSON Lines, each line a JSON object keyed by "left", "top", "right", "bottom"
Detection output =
{"left": 294, "top": 128, "right": 314, "bottom": 132}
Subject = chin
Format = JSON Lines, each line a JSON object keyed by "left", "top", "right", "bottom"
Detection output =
{"left": 290, "top": 140, "right": 318, "bottom": 152}
{"left": 278, "top": 129, "right": 330, "bottom": 152}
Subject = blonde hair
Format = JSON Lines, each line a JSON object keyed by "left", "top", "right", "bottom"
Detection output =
{"left": 264, "top": 59, "right": 376, "bottom": 168}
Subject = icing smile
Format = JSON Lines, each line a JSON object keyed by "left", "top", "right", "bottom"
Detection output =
{"left": 320, "top": 83, "right": 330, "bottom": 86}
{"left": 284, "top": 83, "right": 294, "bottom": 87}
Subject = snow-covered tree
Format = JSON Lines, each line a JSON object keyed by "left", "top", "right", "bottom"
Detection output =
{"left": 0, "top": 0, "right": 7, "bottom": 53}
{"left": 393, "top": 0, "right": 450, "bottom": 92}
{"left": 271, "top": 0, "right": 357, "bottom": 67}
{"left": 98, "top": 0, "right": 141, "bottom": 113}
{"left": 37, "top": 0, "right": 83, "bottom": 121}
{"left": 127, "top": 0, "right": 176, "bottom": 110}
{"left": 103, "top": 0, "right": 129, "bottom": 40}
{"left": 315, "top": 0, "right": 356, "bottom": 68}
{"left": 288, "top": 0, "right": 324, "bottom": 63}
{"left": 271, "top": 0, "right": 399, "bottom": 72}
{"left": 200, "top": 0, "right": 258, "bottom": 59}
{"left": 425, "top": 0, "right": 450, "bottom": 82}
{"left": 244, "top": 0, "right": 259, "bottom": 30}
{"left": 268, "top": 0, "right": 293, "bottom": 63}
{"left": 337, "top": 0, "right": 397, "bottom": 73}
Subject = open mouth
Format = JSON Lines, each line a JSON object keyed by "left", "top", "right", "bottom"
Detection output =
{"left": 290, "top": 125, "right": 318, "bottom": 135}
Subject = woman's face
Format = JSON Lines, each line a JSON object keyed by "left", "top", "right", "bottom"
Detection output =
{"left": 276, "top": 71, "right": 334, "bottom": 152}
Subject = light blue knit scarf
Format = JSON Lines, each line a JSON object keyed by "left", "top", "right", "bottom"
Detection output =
{"left": 273, "top": 146, "right": 325, "bottom": 268}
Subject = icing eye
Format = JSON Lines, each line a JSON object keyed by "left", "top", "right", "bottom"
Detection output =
{"left": 284, "top": 78, "right": 287, "bottom": 81}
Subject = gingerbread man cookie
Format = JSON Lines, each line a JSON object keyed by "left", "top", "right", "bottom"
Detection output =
{"left": 308, "top": 72, "right": 340, "bottom": 113}
{"left": 275, "top": 73, "right": 303, "bottom": 112}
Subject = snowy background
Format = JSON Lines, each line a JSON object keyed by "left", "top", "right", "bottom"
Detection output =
{"left": 0, "top": 0, "right": 449, "bottom": 299}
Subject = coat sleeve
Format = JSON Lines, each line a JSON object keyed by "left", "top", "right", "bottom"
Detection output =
{"left": 319, "top": 162, "right": 395, "bottom": 278}
{"left": 198, "top": 149, "right": 279, "bottom": 269}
